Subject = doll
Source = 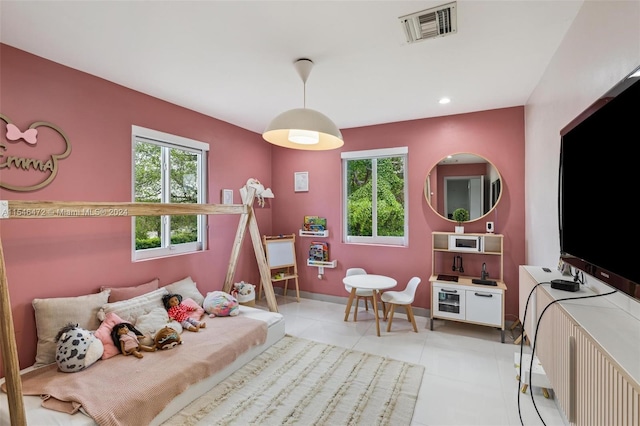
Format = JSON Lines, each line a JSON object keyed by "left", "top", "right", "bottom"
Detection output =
{"left": 111, "top": 323, "right": 156, "bottom": 358}
{"left": 162, "top": 293, "right": 206, "bottom": 332}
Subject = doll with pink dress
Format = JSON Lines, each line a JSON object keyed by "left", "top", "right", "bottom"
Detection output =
{"left": 111, "top": 323, "right": 155, "bottom": 358}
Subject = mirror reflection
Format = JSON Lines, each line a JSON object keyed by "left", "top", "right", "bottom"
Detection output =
{"left": 424, "top": 153, "right": 502, "bottom": 222}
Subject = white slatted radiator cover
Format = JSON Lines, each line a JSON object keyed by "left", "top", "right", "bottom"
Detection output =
{"left": 535, "top": 288, "right": 640, "bottom": 425}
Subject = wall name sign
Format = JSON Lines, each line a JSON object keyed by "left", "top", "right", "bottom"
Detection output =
{"left": 0, "top": 113, "right": 72, "bottom": 191}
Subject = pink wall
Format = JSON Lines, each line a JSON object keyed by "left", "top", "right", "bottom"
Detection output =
{"left": 0, "top": 44, "right": 525, "bottom": 375}
{"left": 0, "top": 44, "right": 273, "bottom": 373}
{"left": 271, "top": 109, "right": 526, "bottom": 325}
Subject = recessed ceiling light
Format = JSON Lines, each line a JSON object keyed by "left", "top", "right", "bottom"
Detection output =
{"left": 439, "top": 97, "right": 451, "bottom": 104}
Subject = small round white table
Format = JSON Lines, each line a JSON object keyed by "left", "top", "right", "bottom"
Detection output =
{"left": 342, "top": 274, "right": 397, "bottom": 336}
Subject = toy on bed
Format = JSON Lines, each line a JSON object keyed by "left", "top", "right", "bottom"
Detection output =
{"left": 162, "top": 293, "right": 206, "bottom": 332}
{"left": 111, "top": 323, "right": 156, "bottom": 358}
{"left": 55, "top": 323, "right": 104, "bottom": 373}
{"left": 153, "top": 325, "right": 183, "bottom": 350}
{"left": 203, "top": 291, "right": 239, "bottom": 317}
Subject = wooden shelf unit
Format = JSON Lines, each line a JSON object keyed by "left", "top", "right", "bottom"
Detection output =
{"left": 429, "top": 231, "right": 507, "bottom": 342}
{"left": 431, "top": 231, "right": 504, "bottom": 278}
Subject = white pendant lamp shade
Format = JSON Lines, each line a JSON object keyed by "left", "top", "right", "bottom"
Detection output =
{"left": 263, "top": 108, "right": 343, "bottom": 150}
{"left": 262, "top": 59, "right": 344, "bottom": 150}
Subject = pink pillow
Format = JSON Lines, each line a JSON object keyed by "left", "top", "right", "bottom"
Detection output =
{"left": 94, "top": 312, "right": 129, "bottom": 359}
{"left": 182, "top": 297, "right": 205, "bottom": 321}
{"left": 101, "top": 278, "right": 159, "bottom": 303}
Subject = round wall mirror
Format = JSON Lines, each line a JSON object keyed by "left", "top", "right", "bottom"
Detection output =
{"left": 424, "top": 153, "right": 502, "bottom": 222}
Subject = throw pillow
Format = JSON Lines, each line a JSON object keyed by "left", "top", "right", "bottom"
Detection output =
{"left": 100, "top": 278, "right": 159, "bottom": 303}
{"left": 134, "top": 307, "right": 171, "bottom": 337}
{"left": 94, "top": 312, "right": 128, "bottom": 359}
{"left": 182, "top": 297, "right": 205, "bottom": 321}
{"left": 97, "top": 287, "right": 168, "bottom": 324}
{"left": 163, "top": 276, "right": 204, "bottom": 306}
{"left": 32, "top": 290, "right": 111, "bottom": 367}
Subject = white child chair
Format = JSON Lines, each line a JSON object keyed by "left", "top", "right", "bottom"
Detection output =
{"left": 344, "top": 267, "right": 375, "bottom": 321}
{"left": 381, "top": 277, "right": 421, "bottom": 332}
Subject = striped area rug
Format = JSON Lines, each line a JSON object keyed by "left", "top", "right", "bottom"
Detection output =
{"left": 162, "top": 335, "right": 424, "bottom": 426}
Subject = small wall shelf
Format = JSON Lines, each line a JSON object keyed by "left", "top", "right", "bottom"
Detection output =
{"left": 307, "top": 259, "right": 337, "bottom": 268}
{"left": 307, "top": 259, "right": 337, "bottom": 278}
{"left": 299, "top": 229, "right": 329, "bottom": 237}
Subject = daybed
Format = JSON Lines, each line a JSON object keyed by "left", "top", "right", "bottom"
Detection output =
{"left": 0, "top": 189, "right": 282, "bottom": 425}
{"left": 0, "top": 280, "right": 285, "bottom": 425}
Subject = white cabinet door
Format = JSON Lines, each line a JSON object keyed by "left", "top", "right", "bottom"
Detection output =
{"left": 432, "top": 283, "right": 466, "bottom": 320}
{"left": 465, "top": 289, "right": 502, "bottom": 326}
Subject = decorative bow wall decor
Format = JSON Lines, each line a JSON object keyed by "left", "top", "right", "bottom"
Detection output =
{"left": 0, "top": 113, "right": 72, "bottom": 191}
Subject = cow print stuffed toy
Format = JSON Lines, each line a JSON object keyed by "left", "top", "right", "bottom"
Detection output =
{"left": 55, "top": 323, "right": 104, "bottom": 373}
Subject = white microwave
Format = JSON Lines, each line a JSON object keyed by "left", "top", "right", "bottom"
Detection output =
{"left": 448, "top": 235, "right": 483, "bottom": 252}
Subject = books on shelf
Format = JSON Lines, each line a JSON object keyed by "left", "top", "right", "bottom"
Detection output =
{"left": 308, "top": 241, "right": 329, "bottom": 262}
{"left": 303, "top": 216, "right": 327, "bottom": 232}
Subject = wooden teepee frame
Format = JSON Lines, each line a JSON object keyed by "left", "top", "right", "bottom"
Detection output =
{"left": 0, "top": 186, "right": 277, "bottom": 425}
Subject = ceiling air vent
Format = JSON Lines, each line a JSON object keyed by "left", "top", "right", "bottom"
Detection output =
{"left": 399, "top": 2, "right": 457, "bottom": 44}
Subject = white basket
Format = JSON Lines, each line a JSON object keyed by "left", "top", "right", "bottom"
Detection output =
{"left": 237, "top": 293, "right": 255, "bottom": 304}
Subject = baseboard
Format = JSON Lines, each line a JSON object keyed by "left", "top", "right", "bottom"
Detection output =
{"left": 269, "top": 288, "right": 431, "bottom": 318}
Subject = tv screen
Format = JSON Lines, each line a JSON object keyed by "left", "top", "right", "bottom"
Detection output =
{"left": 559, "top": 66, "right": 640, "bottom": 300}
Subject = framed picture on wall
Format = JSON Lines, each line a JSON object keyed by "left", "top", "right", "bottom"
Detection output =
{"left": 294, "top": 172, "right": 309, "bottom": 192}
{"left": 222, "top": 189, "right": 233, "bottom": 205}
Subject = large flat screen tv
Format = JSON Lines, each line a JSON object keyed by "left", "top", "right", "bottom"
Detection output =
{"left": 559, "top": 65, "right": 640, "bottom": 301}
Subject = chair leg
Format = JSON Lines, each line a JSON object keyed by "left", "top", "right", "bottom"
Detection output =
{"left": 386, "top": 305, "right": 396, "bottom": 332}
{"left": 364, "top": 298, "right": 369, "bottom": 311}
{"left": 354, "top": 297, "right": 359, "bottom": 322}
{"left": 406, "top": 305, "right": 418, "bottom": 332}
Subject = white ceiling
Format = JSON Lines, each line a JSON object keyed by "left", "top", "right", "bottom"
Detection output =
{"left": 0, "top": 1, "right": 583, "bottom": 135}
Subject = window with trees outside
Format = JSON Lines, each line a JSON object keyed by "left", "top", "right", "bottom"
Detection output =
{"left": 132, "top": 126, "right": 208, "bottom": 261}
{"left": 342, "top": 147, "right": 408, "bottom": 246}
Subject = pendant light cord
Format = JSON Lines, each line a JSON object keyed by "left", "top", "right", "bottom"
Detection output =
{"left": 302, "top": 80, "right": 307, "bottom": 108}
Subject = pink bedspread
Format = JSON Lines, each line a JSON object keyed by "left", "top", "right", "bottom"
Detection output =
{"left": 2, "top": 316, "right": 267, "bottom": 426}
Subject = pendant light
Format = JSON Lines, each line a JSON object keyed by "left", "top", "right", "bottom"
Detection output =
{"left": 262, "top": 58, "right": 343, "bottom": 150}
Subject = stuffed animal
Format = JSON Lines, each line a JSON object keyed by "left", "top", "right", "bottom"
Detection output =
{"left": 55, "top": 323, "right": 104, "bottom": 373}
{"left": 111, "top": 323, "right": 156, "bottom": 358}
{"left": 162, "top": 293, "right": 206, "bottom": 332}
{"left": 203, "top": 291, "right": 239, "bottom": 317}
{"left": 232, "top": 281, "right": 255, "bottom": 298}
{"left": 154, "top": 326, "right": 182, "bottom": 350}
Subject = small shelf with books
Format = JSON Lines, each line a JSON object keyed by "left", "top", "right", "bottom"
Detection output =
{"left": 301, "top": 215, "right": 327, "bottom": 237}
{"left": 307, "top": 239, "right": 337, "bottom": 276}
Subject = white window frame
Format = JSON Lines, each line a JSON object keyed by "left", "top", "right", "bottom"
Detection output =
{"left": 131, "top": 125, "right": 209, "bottom": 261}
{"left": 342, "top": 147, "right": 409, "bottom": 246}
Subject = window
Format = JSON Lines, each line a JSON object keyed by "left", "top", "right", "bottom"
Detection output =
{"left": 132, "top": 126, "right": 208, "bottom": 261}
{"left": 342, "top": 147, "right": 408, "bottom": 246}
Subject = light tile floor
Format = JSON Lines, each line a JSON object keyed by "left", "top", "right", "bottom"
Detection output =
{"left": 257, "top": 296, "right": 567, "bottom": 426}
